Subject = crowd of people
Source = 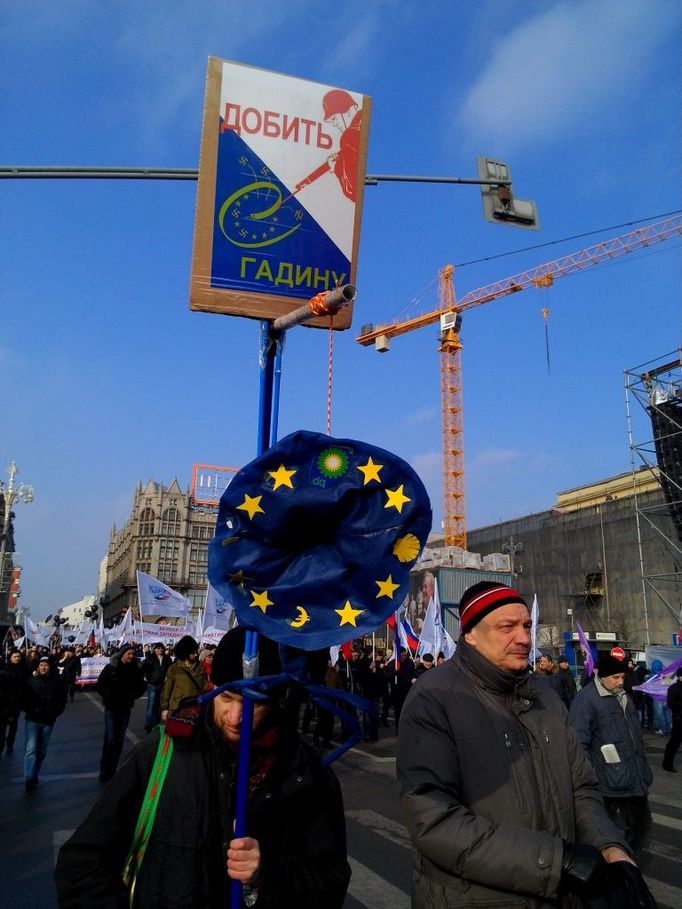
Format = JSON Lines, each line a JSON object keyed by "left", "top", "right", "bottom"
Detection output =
{"left": 0, "top": 636, "right": 219, "bottom": 788}
{"left": 0, "top": 583, "right": 677, "bottom": 907}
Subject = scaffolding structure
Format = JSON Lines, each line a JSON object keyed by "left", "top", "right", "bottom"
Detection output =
{"left": 625, "top": 349, "right": 682, "bottom": 643}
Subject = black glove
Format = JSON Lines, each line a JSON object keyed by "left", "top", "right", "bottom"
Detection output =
{"left": 560, "top": 841, "right": 609, "bottom": 899}
{"left": 606, "top": 861, "right": 657, "bottom": 909}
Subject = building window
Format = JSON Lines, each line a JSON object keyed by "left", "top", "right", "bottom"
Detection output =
{"left": 138, "top": 507, "right": 156, "bottom": 537}
{"left": 161, "top": 507, "right": 182, "bottom": 536}
{"left": 159, "top": 539, "right": 179, "bottom": 561}
{"left": 191, "top": 525, "right": 213, "bottom": 540}
{"left": 189, "top": 567, "right": 207, "bottom": 585}
{"left": 190, "top": 543, "right": 208, "bottom": 564}
{"left": 137, "top": 540, "right": 153, "bottom": 560}
{"left": 189, "top": 590, "right": 205, "bottom": 610}
{"left": 158, "top": 561, "right": 179, "bottom": 583}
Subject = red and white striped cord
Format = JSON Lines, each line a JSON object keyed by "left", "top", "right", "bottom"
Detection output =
{"left": 326, "top": 316, "right": 334, "bottom": 435}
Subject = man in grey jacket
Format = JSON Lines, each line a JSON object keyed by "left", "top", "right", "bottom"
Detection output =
{"left": 397, "top": 581, "right": 655, "bottom": 909}
{"left": 569, "top": 652, "right": 654, "bottom": 853}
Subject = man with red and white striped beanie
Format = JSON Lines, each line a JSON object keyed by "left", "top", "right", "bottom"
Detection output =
{"left": 397, "top": 580, "right": 654, "bottom": 909}
{"left": 458, "top": 580, "right": 532, "bottom": 673}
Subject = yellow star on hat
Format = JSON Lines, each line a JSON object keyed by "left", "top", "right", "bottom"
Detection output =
{"left": 375, "top": 575, "right": 400, "bottom": 599}
{"left": 250, "top": 590, "right": 273, "bottom": 613}
{"left": 269, "top": 464, "right": 297, "bottom": 490}
{"left": 236, "top": 494, "right": 264, "bottom": 520}
{"left": 384, "top": 484, "right": 411, "bottom": 513}
{"left": 357, "top": 457, "right": 383, "bottom": 485}
{"left": 335, "top": 600, "right": 363, "bottom": 627}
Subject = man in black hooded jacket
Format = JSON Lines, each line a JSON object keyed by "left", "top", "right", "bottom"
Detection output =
{"left": 96, "top": 643, "right": 146, "bottom": 782}
{"left": 55, "top": 628, "right": 350, "bottom": 909}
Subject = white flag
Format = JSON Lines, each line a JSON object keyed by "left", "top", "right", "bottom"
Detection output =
{"left": 117, "top": 607, "right": 134, "bottom": 645}
{"left": 204, "top": 583, "right": 234, "bottom": 632}
{"left": 26, "top": 616, "right": 48, "bottom": 647}
{"left": 136, "top": 570, "right": 190, "bottom": 618}
{"left": 416, "top": 579, "right": 456, "bottom": 661}
{"left": 531, "top": 594, "right": 540, "bottom": 663}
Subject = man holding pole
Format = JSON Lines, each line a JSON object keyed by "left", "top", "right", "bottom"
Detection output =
{"left": 55, "top": 628, "right": 350, "bottom": 908}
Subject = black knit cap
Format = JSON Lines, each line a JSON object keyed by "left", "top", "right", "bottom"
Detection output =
{"left": 597, "top": 653, "right": 626, "bottom": 677}
{"left": 174, "top": 635, "right": 199, "bottom": 662}
{"left": 459, "top": 581, "right": 528, "bottom": 634}
{"left": 211, "top": 627, "right": 282, "bottom": 686}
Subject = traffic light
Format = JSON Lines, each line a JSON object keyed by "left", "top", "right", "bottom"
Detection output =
{"left": 476, "top": 156, "right": 539, "bottom": 230}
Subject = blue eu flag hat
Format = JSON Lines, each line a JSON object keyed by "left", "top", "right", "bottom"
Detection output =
{"left": 208, "top": 430, "right": 432, "bottom": 650}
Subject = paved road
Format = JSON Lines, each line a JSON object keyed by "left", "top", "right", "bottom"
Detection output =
{"left": 0, "top": 690, "right": 679, "bottom": 907}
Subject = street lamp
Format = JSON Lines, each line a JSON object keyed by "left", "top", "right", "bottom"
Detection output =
{"left": 501, "top": 535, "right": 524, "bottom": 580}
{"left": 0, "top": 461, "right": 34, "bottom": 619}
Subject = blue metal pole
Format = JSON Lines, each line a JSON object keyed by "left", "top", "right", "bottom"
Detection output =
{"left": 231, "top": 321, "right": 280, "bottom": 909}
{"left": 271, "top": 334, "right": 285, "bottom": 445}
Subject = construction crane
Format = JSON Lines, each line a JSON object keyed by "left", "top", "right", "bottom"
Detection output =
{"left": 357, "top": 214, "right": 682, "bottom": 549}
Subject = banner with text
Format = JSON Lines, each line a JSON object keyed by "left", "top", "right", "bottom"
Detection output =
{"left": 77, "top": 656, "right": 109, "bottom": 685}
{"left": 190, "top": 57, "right": 371, "bottom": 327}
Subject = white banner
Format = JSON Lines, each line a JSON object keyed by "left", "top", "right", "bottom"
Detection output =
{"left": 136, "top": 570, "right": 190, "bottom": 618}
{"left": 76, "top": 655, "right": 109, "bottom": 685}
{"left": 201, "top": 626, "right": 228, "bottom": 646}
{"left": 133, "top": 622, "right": 190, "bottom": 647}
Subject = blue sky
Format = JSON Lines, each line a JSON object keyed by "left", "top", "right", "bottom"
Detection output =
{"left": 2, "top": 0, "right": 680, "bottom": 619}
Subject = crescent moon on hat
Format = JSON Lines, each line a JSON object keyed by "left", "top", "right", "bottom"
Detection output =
{"left": 291, "top": 606, "right": 310, "bottom": 629}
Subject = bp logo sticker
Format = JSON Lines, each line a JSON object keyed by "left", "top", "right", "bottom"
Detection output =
{"left": 317, "top": 447, "right": 349, "bottom": 479}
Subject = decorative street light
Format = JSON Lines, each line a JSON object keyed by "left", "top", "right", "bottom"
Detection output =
{"left": 0, "top": 461, "right": 34, "bottom": 619}
{"left": 501, "top": 535, "right": 524, "bottom": 580}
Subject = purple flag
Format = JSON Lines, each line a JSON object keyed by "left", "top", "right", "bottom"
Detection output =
{"left": 634, "top": 657, "right": 682, "bottom": 702}
{"left": 576, "top": 622, "right": 594, "bottom": 678}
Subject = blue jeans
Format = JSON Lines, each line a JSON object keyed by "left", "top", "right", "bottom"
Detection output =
{"left": 145, "top": 685, "right": 161, "bottom": 729}
{"left": 100, "top": 708, "right": 130, "bottom": 781}
{"left": 653, "top": 699, "right": 672, "bottom": 734}
{"left": 24, "top": 720, "right": 54, "bottom": 782}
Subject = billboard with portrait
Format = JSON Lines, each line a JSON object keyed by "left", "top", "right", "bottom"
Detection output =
{"left": 190, "top": 57, "right": 372, "bottom": 329}
{"left": 403, "top": 568, "right": 437, "bottom": 638}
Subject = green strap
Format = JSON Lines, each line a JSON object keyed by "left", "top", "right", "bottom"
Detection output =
{"left": 122, "top": 729, "right": 174, "bottom": 904}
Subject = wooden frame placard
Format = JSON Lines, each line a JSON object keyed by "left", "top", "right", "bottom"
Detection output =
{"left": 190, "top": 57, "right": 372, "bottom": 330}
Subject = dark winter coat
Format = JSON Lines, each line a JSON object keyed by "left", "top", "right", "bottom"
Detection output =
{"left": 97, "top": 655, "right": 146, "bottom": 712}
{"left": 54, "top": 713, "right": 350, "bottom": 909}
{"left": 59, "top": 655, "right": 82, "bottom": 685}
{"left": 22, "top": 670, "right": 67, "bottom": 725}
{"left": 397, "top": 638, "right": 628, "bottom": 909}
{"left": 569, "top": 675, "right": 653, "bottom": 798}
{"left": 142, "top": 652, "right": 171, "bottom": 687}
{"left": 0, "top": 669, "right": 17, "bottom": 718}
{"left": 0, "top": 660, "right": 27, "bottom": 719}
{"left": 667, "top": 679, "right": 682, "bottom": 720}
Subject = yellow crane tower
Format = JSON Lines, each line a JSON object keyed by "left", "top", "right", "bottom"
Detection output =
{"left": 357, "top": 214, "right": 682, "bottom": 549}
